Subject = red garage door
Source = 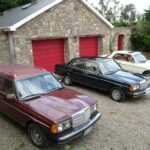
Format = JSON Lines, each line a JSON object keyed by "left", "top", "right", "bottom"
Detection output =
{"left": 32, "top": 39, "right": 64, "bottom": 72}
{"left": 79, "top": 37, "right": 98, "bottom": 57}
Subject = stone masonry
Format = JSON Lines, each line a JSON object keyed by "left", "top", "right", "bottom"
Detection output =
{"left": 111, "top": 27, "right": 131, "bottom": 51}
{"left": 13, "top": 0, "right": 111, "bottom": 64}
{"left": 0, "top": 0, "right": 131, "bottom": 65}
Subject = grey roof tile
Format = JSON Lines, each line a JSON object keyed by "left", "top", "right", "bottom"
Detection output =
{"left": 0, "top": 0, "right": 56, "bottom": 28}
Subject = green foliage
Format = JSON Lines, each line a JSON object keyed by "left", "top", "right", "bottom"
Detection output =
{"left": 130, "top": 6, "right": 150, "bottom": 51}
{"left": 0, "top": 0, "right": 35, "bottom": 13}
{"left": 64, "top": 145, "right": 87, "bottom": 150}
{"left": 96, "top": 0, "right": 121, "bottom": 23}
{"left": 119, "top": 4, "right": 137, "bottom": 24}
{"left": 143, "top": 6, "right": 150, "bottom": 21}
{"left": 112, "top": 22, "right": 129, "bottom": 27}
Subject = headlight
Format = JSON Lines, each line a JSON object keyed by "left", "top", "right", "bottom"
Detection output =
{"left": 90, "top": 104, "right": 97, "bottom": 114}
{"left": 145, "top": 77, "right": 150, "bottom": 86}
{"left": 129, "top": 84, "right": 140, "bottom": 91}
{"left": 51, "top": 119, "right": 71, "bottom": 134}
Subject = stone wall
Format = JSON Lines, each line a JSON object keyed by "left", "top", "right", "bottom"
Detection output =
{"left": 111, "top": 27, "right": 131, "bottom": 51}
{"left": 0, "top": 31, "right": 9, "bottom": 63}
{"left": 13, "top": 0, "right": 111, "bottom": 64}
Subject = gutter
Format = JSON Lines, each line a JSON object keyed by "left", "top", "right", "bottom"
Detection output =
{"left": 8, "top": 32, "right": 15, "bottom": 63}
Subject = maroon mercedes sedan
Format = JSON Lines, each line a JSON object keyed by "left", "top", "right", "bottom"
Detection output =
{"left": 0, "top": 64, "right": 101, "bottom": 148}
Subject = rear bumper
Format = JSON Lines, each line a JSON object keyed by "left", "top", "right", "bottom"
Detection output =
{"left": 54, "top": 111, "right": 101, "bottom": 144}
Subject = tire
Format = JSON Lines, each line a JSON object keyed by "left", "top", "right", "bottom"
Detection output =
{"left": 110, "top": 86, "right": 125, "bottom": 102}
{"left": 63, "top": 75, "right": 72, "bottom": 85}
{"left": 143, "top": 71, "right": 150, "bottom": 77}
{"left": 27, "top": 123, "right": 49, "bottom": 148}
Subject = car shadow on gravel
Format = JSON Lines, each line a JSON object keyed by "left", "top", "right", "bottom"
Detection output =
{"left": 66, "top": 82, "right": 108, "bottom": 97}
{"left": 122, "top": 95, "right": 149, "bottom": 104}
{"left": 0, "top": 111, "right": 25, "bottom": 132}
{"left": 0, "top": 112, "right": 74, "bottom": 150}
{"left": 64, "top": 82, "right": 150, "bottom": 104}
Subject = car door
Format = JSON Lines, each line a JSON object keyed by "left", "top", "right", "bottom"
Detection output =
{"left": 68, "top": 60, "right": 88, "bottom": 84}
{"left": 0, "top": 78, "right": 22, "bottom": 121}
{"left": 83, "top": 61, "right": 106, "bottom": 89}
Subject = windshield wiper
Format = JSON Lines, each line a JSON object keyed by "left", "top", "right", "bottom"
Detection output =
{"left": 48, "top": 86, "right": 64, "bottom": 92}
{"left": 105, "top": 69, "right": 122, "bottom": 75}
{"left": 22, "top": 93, "right": 42, "bottom": 100}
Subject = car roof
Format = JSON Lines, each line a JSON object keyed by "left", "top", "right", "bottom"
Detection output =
{"left": 113, "top": 50, "right": 141, "bottom": 55}
{"left": 77, "top": 56, "right": 111, "bottom": 61}
{"left": 0, "top": 64, "right": 48, "bottom": 80}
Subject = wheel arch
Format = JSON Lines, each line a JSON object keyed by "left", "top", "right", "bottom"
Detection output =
{"left": 143, "top": 70, "right": 150, "bottom": 75}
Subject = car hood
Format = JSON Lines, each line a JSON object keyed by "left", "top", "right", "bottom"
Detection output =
{"left": 138, "top": 60, "right": 150, "bottom": 69}
{"left": 107, "top": 70, "right": 144, "bottom": 85}
{"left": 23, "top": 88, "right": 96, "bottom": 123}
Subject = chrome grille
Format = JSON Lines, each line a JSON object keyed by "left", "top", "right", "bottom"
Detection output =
{"left": 72, "top": 107, "right": 91, "bottom": 128}
{"left": 140, "top": 80, "right": 147, "bottom": 90}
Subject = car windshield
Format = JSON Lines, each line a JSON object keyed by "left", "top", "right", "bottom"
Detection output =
{"left": 133, "top": 53, "right": 147, "bottom": 63}
{"left": 98, "top": 60, "right": 122, "bottom": 75}
{"left": 15, "top": 73, "right": 62, "bottom": 100}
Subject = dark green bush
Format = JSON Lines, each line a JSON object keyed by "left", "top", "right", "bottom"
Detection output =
{"left": 0, "top": 0, "right": 35, "bottom": 13}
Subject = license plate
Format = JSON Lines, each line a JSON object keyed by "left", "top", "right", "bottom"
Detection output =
{"left": 84, "top": 126, "right": 92, "bottom": 136}
{"left": 145, "top": 88, "right": 150, "bottom": 95}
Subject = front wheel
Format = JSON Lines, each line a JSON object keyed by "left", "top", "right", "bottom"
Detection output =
{"left": 143, "top": 71, "right": 150, "bottom": 77}
{"left": 110, "top": 87, "right": 125, "bottom": 102}
{"left": 27, "top": 123, "right": 49, "bottom": 148}
{"left": 63, "top": 75, "right": 73, "bottom": 85}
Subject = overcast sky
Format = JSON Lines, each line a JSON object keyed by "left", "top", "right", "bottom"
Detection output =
{"left": 87, "top": 0, "right": 150, "bottom": 13}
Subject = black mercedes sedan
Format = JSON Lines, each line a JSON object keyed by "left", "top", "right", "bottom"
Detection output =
{"left": 55, "top": 57, "right": 150, "bottom": 102}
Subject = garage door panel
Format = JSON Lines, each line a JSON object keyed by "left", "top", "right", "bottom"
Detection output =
{"left": 32, "top": 39, "right": 64, "bottom": 72}
{"left": 80, "top": 37, "right": 98, "bottom": 57}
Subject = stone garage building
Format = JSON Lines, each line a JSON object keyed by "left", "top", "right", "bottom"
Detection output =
{"left": 0, "top": 0, "right": 113, "bottom": 72}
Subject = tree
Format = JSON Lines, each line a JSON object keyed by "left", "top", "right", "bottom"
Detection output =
{"left": 143, "top": 6, "right": 150, "bottom": 21}
{"left": 130, "top": 6, "right": 150, "bottom": 51}
{"left": 119, "top": 4, "right": 137, "bottom": 24}
{"left": 96, "top": 0, "right": 121, "bottom": 23}
{"left": 0, "top": 0, "right": 35, "bottom": 13}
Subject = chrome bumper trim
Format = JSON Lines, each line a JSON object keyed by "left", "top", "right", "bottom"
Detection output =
{"left": 58, "top": 112, "right": 101, "bottom": 143}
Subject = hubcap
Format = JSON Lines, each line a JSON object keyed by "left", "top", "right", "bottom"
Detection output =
{"left": 65, "top": 76, "right": 71, "bottom": 84}
{"left": 31, "top": 128, "right": 42, "bottom": 145}
{"left": 112, "top": 89, "right": 121, "bottom": 100}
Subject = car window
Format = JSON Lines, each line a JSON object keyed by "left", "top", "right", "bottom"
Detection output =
{"left": 133, "top": 53, "right": 147, "bottom": 63}
{"left": 113, "top": 54, "right": 134, "bottom": 62}
{"left": 3, "top": 79, "right": 14, "bottom": 95}
{"left": 98, "top": 60, "right": 122, "bottom": 75}
{"left": 126, "top": 55, "right": 134, "bottom": 62}
{"left": 15, "top": 73, "right": 62, "bottom": 100}
{"left": 113, "top": 54, "right": 126, "bottom": 61}
{"left": 85, "top": 62, "right": 99, "bottom": 75}
{"left": 70, "top": 59, "right": 86, "bottom": 70}
{"left": 0, "top": 76, "right": 3, "bottom": 90}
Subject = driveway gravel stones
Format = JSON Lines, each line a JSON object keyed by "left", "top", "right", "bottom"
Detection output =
{"left": 0, "top": 84, "right": 150, "bottom": 150}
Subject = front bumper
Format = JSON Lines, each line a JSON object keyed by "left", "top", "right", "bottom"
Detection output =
{"left": 53, "top": 111, "right": 101, "bottom": 144}
{"left": 145, "top": 87, "right": 150, "bottom": 95}
{"left": 126, "top": 87, "right": 150, "bottom": 97}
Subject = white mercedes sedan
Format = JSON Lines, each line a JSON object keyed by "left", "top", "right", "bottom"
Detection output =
{"left": 108, "top": 50, "right": 150, "bottom": 76}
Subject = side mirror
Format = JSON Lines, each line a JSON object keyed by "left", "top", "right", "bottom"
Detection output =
{"left": 58, "top": 78, "right": 63, "bottom": 83}
{"left": 7, "top": 94, "right": 16, "bottom": 99}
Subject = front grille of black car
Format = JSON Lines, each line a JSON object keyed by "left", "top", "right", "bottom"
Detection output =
{"left": 71, "top": 106, "right": 91, "bottom": 128}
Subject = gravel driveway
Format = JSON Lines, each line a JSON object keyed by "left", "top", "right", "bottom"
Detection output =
{"left": 0, "top": 84, "right": 150, "bottom": 150}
